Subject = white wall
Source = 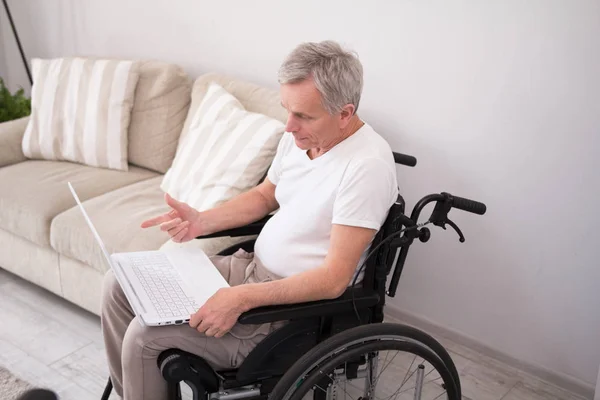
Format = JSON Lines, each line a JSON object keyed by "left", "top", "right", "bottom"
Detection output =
{"left": 2, "top": 0, "right": 599, "bottom": 389}
{"left": 0, "top": 3, "right": 26, "bottom": 93}
{"left": 596, "top": 366, "right": 600, "bottom": 400}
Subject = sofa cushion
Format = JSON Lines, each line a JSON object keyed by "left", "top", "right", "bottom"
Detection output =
{"left": 50, "top": 176, "right": 171, "bottom": 273}
{"left": 127, "top": 61, "right": 192, "bottom": 174}
{"left": 161, "top": 82, "right": 285, "bottom": 211}
{"left": 0, "top": 227, "right": 61, "bottom": 295}
{"left": 187, "top": 72, "right": 288, "bottom": 127}
{"left": 0, "top": 116, "right": 29, "bottom": 168}
{"left": 22, "top": 58, "right": 140, "bottom": 171}
{"left": 0, "top": 160, "right": 157, "bottom": 246}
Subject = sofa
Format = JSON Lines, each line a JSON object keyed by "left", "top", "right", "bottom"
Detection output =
{"left": 0, "top": 59, "right": 287, "bottom": 316}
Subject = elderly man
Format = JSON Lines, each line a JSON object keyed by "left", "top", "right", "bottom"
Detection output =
{"left": 101, "top": 40, "right": 398, "bottom": 400}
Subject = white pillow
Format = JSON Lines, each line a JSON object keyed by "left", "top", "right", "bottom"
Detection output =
{"left": 22, "top": 57, "right": 140, "bottom": 171}
{"left": 161, "top": 82, "right": 285, "bottom": 210}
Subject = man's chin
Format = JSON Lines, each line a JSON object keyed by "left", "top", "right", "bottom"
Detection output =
{"left": 293, "top": 137, "right": 310, "bottom": 150}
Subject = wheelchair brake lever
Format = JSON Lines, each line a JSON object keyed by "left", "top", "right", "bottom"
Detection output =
{"left": 445, "top": 219, "right": 465, "bottom": 243}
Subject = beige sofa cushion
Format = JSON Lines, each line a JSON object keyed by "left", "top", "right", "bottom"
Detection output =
{"left": 58, "top": 255, "right": 106, "bottom": 315}
{"left": 51, "top": 174, "right": 259, "bottom": 273}
{"left": 0, "top": 160, "right": 157, "bottom": 246}
{"left": 50, "top": 176, "right": 171, "bottom": 273}
{"left": 188, "top": 72, "right": 288, "bottom": 126}
{"left": 128, "top": 61, "right": 192, "bottom": 173}
{"left": 0, "top": 227, "right": 61, "bottom": 295}
{"left": 22, "top": 58, "right": 140, "bottom": 171}
{"left": 0, "top": 116, "right": 29, "bottom": 168}
{"left": 156, "top": 73, "right": 289, "bottom": 257}
{"left": 161, "top": 82, "right": 285, "bottom": 211}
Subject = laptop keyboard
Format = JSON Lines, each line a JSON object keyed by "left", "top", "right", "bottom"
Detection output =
{"left": 129, "top": 253, "right": 200, "bottom": 318}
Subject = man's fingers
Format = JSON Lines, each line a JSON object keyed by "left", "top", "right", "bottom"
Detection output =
{"left": 204, "top": 327, "right": 219, "bottom": 337}
{"left": 189, "top": 311, "right": 202, "bottom": 328}
{"left": 213, "top": 330, "right": 226, "bottom": 338}
{"left": 168, "top": 221, "right": 190, "bottom": 241}
{"left": 171, "top": 227, "right": 189, "bottom": 243}
{"left": 196, "top": 319, "right": 211, "bottom": 334}
{"left": 160, "top": 218, "right": 182, "bottom": 232}
{"left": 142, "top": 194, "right": 188, "bottom": 229}
{"left": 140, "top": 213, "right": 173, "bottom": 228}
{"left": 165, "top": 193, "right": 188, "bottom": 213}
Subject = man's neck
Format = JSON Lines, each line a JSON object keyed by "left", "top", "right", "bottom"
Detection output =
{"left": 309, "top": 116, "right": 364, "bottom": 159}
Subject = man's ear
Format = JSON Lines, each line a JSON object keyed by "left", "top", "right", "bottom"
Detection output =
{"left": 339, "top": 104, "right": 356, "bottom": 129}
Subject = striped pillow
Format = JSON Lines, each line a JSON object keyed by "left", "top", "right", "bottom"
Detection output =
{"left": 161, "top": 82, "right": 285, "bottom": 210}
{"left": 22, "top": 58, "right": 140, "bottom": 171}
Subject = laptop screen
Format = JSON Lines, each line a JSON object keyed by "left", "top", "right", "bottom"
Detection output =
{"left": 67, "top": 182, "right": 115, "bottom": 269}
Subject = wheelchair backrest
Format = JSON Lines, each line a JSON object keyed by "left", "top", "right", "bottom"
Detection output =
{"left": 362, "top": 195, "right": 407, "bottom": 297}
{"left": 361, "top": 151, "right": 416, "bottom": 311}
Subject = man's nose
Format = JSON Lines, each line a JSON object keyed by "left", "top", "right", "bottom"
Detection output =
{"left": 285, "top": 116, "right": 298, "bottom": 133}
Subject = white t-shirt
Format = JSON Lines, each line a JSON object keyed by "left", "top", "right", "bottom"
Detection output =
{"left": 253, "top": 123, "right": 399, "bottom": 280}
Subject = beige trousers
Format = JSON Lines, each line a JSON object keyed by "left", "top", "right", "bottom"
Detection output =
{"left": 101, "top": 249, "right": 283, "bottom": 400}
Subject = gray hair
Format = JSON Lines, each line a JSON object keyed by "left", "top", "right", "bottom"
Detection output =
{"left": 278, "top": 40, "right": 364, "bottom": 115}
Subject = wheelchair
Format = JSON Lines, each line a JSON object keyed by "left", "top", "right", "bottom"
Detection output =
{"left": 101, "top": 152, "right": 486, "bottom": 400}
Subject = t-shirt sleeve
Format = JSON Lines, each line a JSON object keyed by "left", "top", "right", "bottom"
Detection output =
{"left": 332, "top": 158, "right": 398, "bottom": 230}
{"left": 266, "top": 133, "right": 291, "bottom": 185}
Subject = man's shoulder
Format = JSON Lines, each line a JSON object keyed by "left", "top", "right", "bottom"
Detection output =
{"left": 345, "top": 123, "right": 396, "bottom": 167}
{"left": 362, "top": 122, "right": 393, "bottom": 146}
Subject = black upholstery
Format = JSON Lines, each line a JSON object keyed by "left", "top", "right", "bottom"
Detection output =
{"left": 234, "top": 319, "right": 319, "bottom": 384}
{"left": 158, "top": 349, "right": 220, "bottom": 399}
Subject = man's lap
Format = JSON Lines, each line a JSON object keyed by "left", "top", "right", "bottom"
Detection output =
{"left": 106, "top": 248, "right": 281, "bottom": 369}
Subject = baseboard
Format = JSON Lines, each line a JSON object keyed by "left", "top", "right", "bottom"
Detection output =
{"left": 384, "top": 305, "right": 595, "bottom": 400}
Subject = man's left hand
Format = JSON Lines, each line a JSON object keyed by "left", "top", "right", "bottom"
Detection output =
{"left": 189, "top": 287, "right": 245, "bottom": 338}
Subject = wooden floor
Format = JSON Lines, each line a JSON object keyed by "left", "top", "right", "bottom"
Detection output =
{"left": 0, "top": 268, "right": 587, "bottom": 400}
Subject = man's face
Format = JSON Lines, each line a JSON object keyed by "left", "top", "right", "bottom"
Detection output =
{"left": 280, "top": 79, "right": 342, "bottom": 151}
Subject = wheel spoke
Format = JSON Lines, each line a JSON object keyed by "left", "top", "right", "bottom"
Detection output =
{"left": 317, "top": 369, "right": 357, "bottom": 400}
{"left": 399, "top": 355, "right": 418, "bottom": 388}
{"left": 431, "top": 391, "right": 448, "bottom": 400}
{"left": 283, "top": 337, "right": 458, "bottom": 400}
{"left": 392, "top": 376, "right": 445, "bottom": 397}
{"left": 314, "top": 383, "right": 328, "bottom": 394}
{"left": 374, "top": 350, "right": 403, "bottom": 390}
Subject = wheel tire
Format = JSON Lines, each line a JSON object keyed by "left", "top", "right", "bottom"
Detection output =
{"left": 270, "top": 322, "right": 461, "bottom": 400}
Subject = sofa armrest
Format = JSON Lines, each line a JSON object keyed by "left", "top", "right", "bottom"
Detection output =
{"left": 238, "top": 288, "right": 380, "bottom": 325}
{"left": 195, "top": 215, "right": 273, "bottom": 239}
{"left": 0, "top": 116, "right": 30, "bottom": 168}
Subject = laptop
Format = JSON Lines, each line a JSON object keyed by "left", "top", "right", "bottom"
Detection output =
{"left": 67, "top": 182, "right": 230, "bottom": 327}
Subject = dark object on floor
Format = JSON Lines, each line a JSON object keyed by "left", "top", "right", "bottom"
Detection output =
{"left": 16, "top": 388, "right": 59, "bottom": 400}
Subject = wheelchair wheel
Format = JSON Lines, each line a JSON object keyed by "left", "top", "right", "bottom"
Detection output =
{"left": 270, "top": 323, "right": 461, "bottom": 400}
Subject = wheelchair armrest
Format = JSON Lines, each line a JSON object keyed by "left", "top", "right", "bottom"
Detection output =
{"left": 195, "top": 215, "right": 273, "bottom": 239}
{"left": 238, "top": 288, "right": 380, "bottom": 325}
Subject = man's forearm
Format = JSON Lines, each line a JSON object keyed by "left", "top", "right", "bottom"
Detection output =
{"left": 199, "top": 186, "right": 277, "bottom": 235}
{"left": 238, "top": 266, "right": 348, "bottom": 312}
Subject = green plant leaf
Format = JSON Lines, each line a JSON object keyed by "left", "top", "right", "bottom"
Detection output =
{"left": 0, "top": 77, "right": 31, "bottom": 123}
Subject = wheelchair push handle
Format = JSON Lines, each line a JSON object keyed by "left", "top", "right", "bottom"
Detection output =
{"left": 414, "top": 192, "right": 486, "bottom": 225}
{"left": 387, "top": 192, "right": 486, "bottom": 297}
{"left": 392, "top": 152, "right": 417, "bottom": 167}
{"left": 449, "top": 194, "right": 487, "bottom": 215}
{"left": 410, "top": 192, "right": 487, "bottom": 244}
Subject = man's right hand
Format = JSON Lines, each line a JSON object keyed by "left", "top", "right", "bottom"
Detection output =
{"left": 141, "top": 193, "right": 204, "bottom": 243}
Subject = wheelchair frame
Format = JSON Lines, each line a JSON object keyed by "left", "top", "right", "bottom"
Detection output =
{"left": 100, "top": 151, "right": 486, "bottom": 400}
